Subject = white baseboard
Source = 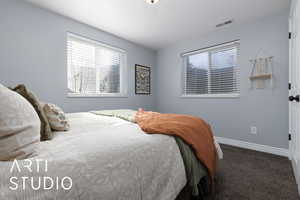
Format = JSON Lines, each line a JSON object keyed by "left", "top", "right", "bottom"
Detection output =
{"left": 215, "top": 137, "right": 289, "bottom": 157}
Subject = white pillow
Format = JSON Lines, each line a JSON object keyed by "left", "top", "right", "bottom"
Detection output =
{"left": 0, "top": 84, "right": 40, "bottom": 161}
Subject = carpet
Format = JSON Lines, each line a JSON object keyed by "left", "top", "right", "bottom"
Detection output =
{"left": 214, "top": 145, "right": 300, "bottom": 200}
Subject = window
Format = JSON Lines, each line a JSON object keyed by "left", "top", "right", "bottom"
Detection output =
{"left": 182, "top": 41, "right": 240, "bottom": 98}
{"left": 67, "top": 33, "right": 127, "bottom": 97}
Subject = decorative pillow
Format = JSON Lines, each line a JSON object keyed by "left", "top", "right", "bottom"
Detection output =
{"left": 0, "top": 84, "right": 40, "bottom": 160}
{"left": 43, "top": 103, "right": 70, "bottom": 131}
{"left": 11, "top": 84, "right": 53, "bottom": 141}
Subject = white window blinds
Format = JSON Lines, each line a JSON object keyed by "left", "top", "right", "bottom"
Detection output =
{"left": 67, "top": 33, "right": 127, "bottom": 97}
{"left": 182, "top": 41, "right": 240, "bottom": 97}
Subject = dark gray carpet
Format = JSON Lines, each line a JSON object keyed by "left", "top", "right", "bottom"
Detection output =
{"left": 215, "top": 145, "right": 299, "bottom": 200}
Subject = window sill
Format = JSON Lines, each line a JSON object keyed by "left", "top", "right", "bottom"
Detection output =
{"left": 180, "top": 94, "right": 240, "bottom": 99}
{"left": 67, "top": 93, "right": 128, "bottom": 98}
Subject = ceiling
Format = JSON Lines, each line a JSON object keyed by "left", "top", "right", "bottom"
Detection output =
{"left": 25, "top": 0, "right": 290, "bottom": 50}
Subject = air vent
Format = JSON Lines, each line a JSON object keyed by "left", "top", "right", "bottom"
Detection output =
{"left": 216, "top": 20, "right": 233, "bottom": 28}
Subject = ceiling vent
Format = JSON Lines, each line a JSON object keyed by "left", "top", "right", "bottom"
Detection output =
{"left": 216, "top": 20, "right": 233, "bottom": 28}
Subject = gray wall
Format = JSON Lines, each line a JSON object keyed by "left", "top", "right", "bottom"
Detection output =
{"left": 0, "top": 0, "right": 289, "bottom": 149}
{"left": 155, "top": 14, "right": 289, "bottom": 149}
{"left": 0, "top": 0, "right": 156, "bottom": 112}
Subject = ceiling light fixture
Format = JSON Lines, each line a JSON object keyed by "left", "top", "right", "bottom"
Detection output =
{"left": 145, "top": 0, "right": 160, "bottom": 5}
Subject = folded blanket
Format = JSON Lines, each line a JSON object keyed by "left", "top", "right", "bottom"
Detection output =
{"left": 90, "top": 109, "right": 137, "bottom": 122}
{"left": 135, "top": 111, "right": 217, "bottom": 179}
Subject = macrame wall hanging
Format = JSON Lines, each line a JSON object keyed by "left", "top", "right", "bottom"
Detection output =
{"left": 249, "top": 50, "right": 274, "bottom": 89}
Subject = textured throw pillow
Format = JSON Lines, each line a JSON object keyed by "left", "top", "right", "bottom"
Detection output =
{"left": 0, "top": 84, "right": 40, "bottom": 160}
{"left": 43, "top": 103, "right": 70, "bottom": 131}
{"left": 12, "top": 84, "right": 53, "bottom": 141}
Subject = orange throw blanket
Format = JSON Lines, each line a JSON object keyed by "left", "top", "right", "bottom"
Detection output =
{"left": 135, "top": 110, "right": 217, "bottom": 179}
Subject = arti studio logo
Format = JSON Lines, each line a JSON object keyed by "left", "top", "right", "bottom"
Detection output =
{"left": 9, "top": 159, "right": 72, "bottom": 191}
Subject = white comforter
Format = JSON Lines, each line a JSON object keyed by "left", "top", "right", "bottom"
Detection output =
{"left": 0, "top": 113, "right": 187, "bottom": 200}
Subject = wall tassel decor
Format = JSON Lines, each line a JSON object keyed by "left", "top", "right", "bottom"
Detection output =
{"left": 249, "top": 55, "right": 274, "bottom": 89}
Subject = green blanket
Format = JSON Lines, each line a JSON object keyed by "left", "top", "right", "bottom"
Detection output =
{"left": 91, "top": 109, "right": 208, "bottom": 197}
{"left": 90, "top": 109, "right": 137, "bottom": 122}
{"left": 174, "top": 137, "right": 209, "bottom": 197}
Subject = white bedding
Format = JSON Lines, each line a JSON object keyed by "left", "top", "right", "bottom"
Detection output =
{"left": 0, "top": 112, "right": 223, "bottom": 200}
{"left": 0, "top": 112, "right": 187, "bottom": 200}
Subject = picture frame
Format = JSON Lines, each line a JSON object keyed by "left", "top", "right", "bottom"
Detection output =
{"left": 135, "top": 64, "right": 151, "bottom": 95}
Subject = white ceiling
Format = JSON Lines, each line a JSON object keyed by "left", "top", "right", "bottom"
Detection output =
{"left": 25, "top": 0, "right": 290, "bottom": 50}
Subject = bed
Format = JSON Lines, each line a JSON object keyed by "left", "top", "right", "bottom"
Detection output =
{"left": 0, "top": 112, "right": 222, "bottom": 200}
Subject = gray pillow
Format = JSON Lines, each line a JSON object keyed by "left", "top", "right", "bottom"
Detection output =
{"left": 12, "top": 84, "right": 53, "bottom": 141}
{"left": 0, "top": 84, "right": 40, "bottom": 161}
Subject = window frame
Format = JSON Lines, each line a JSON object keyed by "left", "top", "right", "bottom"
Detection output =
{"left": 66, "top": 32, "right": 128, "bottom": 98}
{"left": 181, "top": 40, "right": 240, "bottom": 98}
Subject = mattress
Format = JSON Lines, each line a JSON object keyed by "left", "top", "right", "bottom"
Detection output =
{"left": 0, "top": 112, "right": 187, "bottom": 200}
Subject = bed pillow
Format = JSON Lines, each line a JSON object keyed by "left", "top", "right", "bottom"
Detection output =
{"left": 0, "top": 84, "right": 40, "bottom": 160}
{"left": 11, "top": 84, "right": 53, "bottom": 141}
{"left": 43, "top": 103, "right": 70, "bottom": 131}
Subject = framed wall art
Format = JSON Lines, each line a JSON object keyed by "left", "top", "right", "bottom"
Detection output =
{"left": 135, "top": 64, "right": 151, "bottom": 95}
